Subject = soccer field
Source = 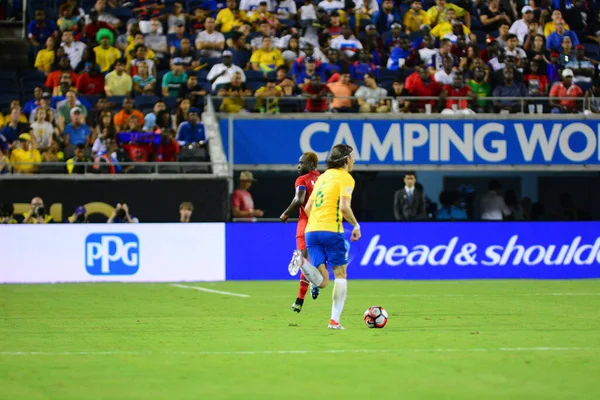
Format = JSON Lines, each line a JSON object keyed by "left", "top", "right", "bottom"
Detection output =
{"left": 1, "top": 280, "right": 599, "bottom": 399}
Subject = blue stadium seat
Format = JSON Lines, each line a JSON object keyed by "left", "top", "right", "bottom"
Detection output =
{"left": 0, "top": 95, "right": 16, "bottom": 110}
{"left": 197, "top": 69, "right": 209, "bottom": 80}
{"left": 163, "top": 96, "right": 178, "bottom": 110}
{"left": 473, "top": 30, "right": 487, "bottom": 45}
{"left": 135, "top": 95, "right": 160, "bottom": 109}
{"left": 583, "top": 43, "right": 599, "bottom": 57}
{"left": 379, "top": 68, "right": 401, "bottom": 80}
{"left": 199, "top": 82, "right": 212, "bottom": 93}
{"left": 245, "top": 70, "right": 266, "bottom": 82}
{"left": 80, "top": 95, "right": 100, "bottom": 107}
{"left": 246, "top": 81, "right": 264, "bottom": 92}
{"left": 0, "top": 70, "right": 18, "bottom": 80}
{"left": 107, "top": 96, "right": 127, "bottom": 107}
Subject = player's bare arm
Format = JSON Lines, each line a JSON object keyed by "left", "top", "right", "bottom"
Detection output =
{"left": 280, "top": 188, "right": 306, "bottom": 222}
{"left": 340, "top": 196, "right": 361, "bottom": 241}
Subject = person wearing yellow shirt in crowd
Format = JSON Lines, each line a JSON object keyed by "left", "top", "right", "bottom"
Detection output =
{"left": 427, "top": 0, "right": 469, "bottom": 28}
{"left": 22, "top": 197, "right": 54, "bottom": 224}
{"left": 94, "top": 29, "right": 121, "bottom": 72}
{"left": 250, "top": 36, "right": 284, "bottom": 72}
{"left": 125, "top": 32, "right": 156, "bottom": 63}
{"left": 254, "top": 79, "right": 283, "bottom": 113}
{"left": 431, "top": 8, "right": 472, "bottom": 39}
{"left": 34, "top": 36, "right": 56, "bottom": 75}
{"left": 104, "top": 58, "right": 133, "bottom": 96}
{"left": 404, "top": 0, "right": 431, "bottom": 33}
{"left": 10, "top": 134, "right": 42, "bottom": 174}
{"left": 218, "top": 72, "right": 253, "bottom": 113}
{"left": 216, "top": 0, "right": 238, "bottom": 34}
{"left": 543, "top": 10, "right": 570, "bottom": 37}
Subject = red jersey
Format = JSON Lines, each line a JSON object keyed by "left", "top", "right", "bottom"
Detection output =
{"left": 295, "top": 170, "right": 320, "bottom": 238}
{"left": 442, "top": 84, "right": 471, "bottom": 109}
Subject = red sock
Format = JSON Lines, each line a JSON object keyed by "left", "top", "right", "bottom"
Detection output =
{"left": 298, "top": 272, "right": 309, "bottom": 300}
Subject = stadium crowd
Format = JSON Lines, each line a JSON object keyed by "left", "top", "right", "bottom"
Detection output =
{"left": 1, "top": 0, "right": 600, "bottom": 174}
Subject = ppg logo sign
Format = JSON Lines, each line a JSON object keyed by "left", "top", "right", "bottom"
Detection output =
{"left": 85, "top": 233, "right": 140, "bottom": 275}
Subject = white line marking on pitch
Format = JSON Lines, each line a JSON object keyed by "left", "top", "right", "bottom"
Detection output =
{"left": 259, "top": 293, "right": 600, "bottom": 299}
{"left": 170, "top": 284, "right": 250, "bottom": 298}
{"left": 522, "top": 293, "right": 600, "bottom": 296}
{"left": 0, "top": 347, "right": 596, "bottom": 356}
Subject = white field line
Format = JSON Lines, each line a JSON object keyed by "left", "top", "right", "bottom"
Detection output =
{"left": 170, "top": 284, "right": 250, "bottom": 298}
{"left": 0, "top": 347, "right": 597, "bottom": 357}
{"left": 259, "top": 293, "right": 600, "bottom": 299}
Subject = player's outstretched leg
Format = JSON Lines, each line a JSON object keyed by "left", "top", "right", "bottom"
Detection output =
{"left": 292, "top": 272, "right": 310, "bottom": 313}
{"left": 289, "top": 250, "right": 329, "bottom": 288}
{"left": 328, "top": 265, "right": 347, "bottom": 330}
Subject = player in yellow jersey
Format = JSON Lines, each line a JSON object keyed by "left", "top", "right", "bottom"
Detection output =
{"left": 288, "top": 144, "right": 361, "bottom": 330}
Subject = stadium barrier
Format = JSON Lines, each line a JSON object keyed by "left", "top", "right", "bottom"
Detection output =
{"left": 0, "top": 177, "right": 231, "bottom": 222}
{"left": 3, "top": 222, "right": 600, "bottom": 283}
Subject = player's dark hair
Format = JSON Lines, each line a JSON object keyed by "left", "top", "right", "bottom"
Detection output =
{"left": 405, "top": 170, "right": 417, "bottom": 178}
{"left": 326, "top": 144, "right": 354, "bottom": 169}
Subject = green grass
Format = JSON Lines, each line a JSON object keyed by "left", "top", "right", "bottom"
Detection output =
{"left": 1, "top": 280, "right": 600, "bottom": 399}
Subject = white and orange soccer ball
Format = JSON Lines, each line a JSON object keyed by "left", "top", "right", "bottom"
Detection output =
{"left": 364, "top": 306, "right": 388, "bottom": 328}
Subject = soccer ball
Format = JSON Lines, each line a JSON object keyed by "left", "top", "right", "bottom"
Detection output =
{"left": 364, "top": 306, "right": 388, "bottom": 328}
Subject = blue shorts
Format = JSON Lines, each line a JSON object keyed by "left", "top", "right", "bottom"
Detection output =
{"left": 305, "top": 231, "right": 349, "bottom": 268}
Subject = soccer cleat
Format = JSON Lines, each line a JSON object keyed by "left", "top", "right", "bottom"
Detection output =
{"left": 328, "top": 320, "right": 345, "bottom": 330}
{"left": 288, "top": 250, "right": 303, "bottom": 276}
{"left": 311, "top": 285, "right": 320, "bottom": 300}
{"left": 291, "top": 302, "right": 303, "bottom": 313}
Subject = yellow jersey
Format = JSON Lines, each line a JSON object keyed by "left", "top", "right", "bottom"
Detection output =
{"left": 10, "top": 148, "right": 42, "bottom": 173}
{"left": 94, "top": 46, "right": 122, "bottom": 72}
{"left": 34, "top": 49, "right": 55, "bottom": 73}
{"left": 216, "top": 8, "right": 236, "bottom": 33}
{"left": 306, "top": 168, "right": 355, "bottom": 234}
{"left": 426, "top": 4, "right": 466, "bottom": 26}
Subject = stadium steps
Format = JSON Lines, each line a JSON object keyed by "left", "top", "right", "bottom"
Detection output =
{"left": 0, "top": 21, "right": 29, "bottom": 70}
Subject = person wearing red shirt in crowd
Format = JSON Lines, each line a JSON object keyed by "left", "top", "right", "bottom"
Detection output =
{"left": 232, "top": 171, "right": 264, "bottom": 220}
{"left": 550, "top": 68, "right": 583, "bottom": 113}
{"left": 524, "top": 60, "right": 548, "bottom": 97}
{"left": 303, "top": 75, "right": 333, "bottom": 112}
{"left": 45, "top": 56, "right": 78, "bottom": 90}
{"left": 76, "top": 62, "right": 105, "bottom": 95}
{"left": 154, "top": 129, "right": 180, "bottom": 161}
{"left": 280, "top": 152, "right": 321, "bottom": 313}
{"left": 84, "top": 9, "right": 114, "bottom": 45}
{"left": 441, "top": 74, "right": 474, "bottom": 112}
{"left": 406, "top": 65, "right": 443, "bottom": 112}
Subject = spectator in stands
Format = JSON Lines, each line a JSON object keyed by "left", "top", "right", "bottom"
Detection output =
{"left": 249, "top": 1, "right": 280, "bottom": 30}
{"left": 418, "top": 35, "right": 439, "bottom": 67}
{"left": 322, "top": 48, "right": 343, "bottom": 76}
{"left": 297, "top": 56, "right": 326, "bottom": 90}
{"left": 431, "top": 9, "right": 471, "bottom": 40}
{"left": 481, "top": 180, "right": 511, "bottom": 220}
{"left": 494, "top": 22, "right": 511, "bottom": 49}
{"left": 492, "top": 67, "right": 528, "bottom": 113}
{"left": 216, "top": 0, "right": 239, "bottom": 34}
{"left": 509, "top": 6, "right": 540, "bottom": 46}
{"left": 176, "top": 107, "right": 206, "bottom": 146}
{"left": 356, "top": 72, "right": 389, "bottom": 113}
{"left": 207, "top": 50, "right": 246, "bottom": 92}
{"left": 27, "top": 8, "right": 57, "bottom": 58}
{"left": 282, "top": 36, "right": 302, "bottom": 66}
{"left": 155, "top": 110, "right": 174, "bottom": 133}
{"left": 45, "top": 56, "right": 78, "bottom": 90}
{"left": 373, "top": 0, "right": 401, "bottom": 32}
{"left": 57, "top": 91, "right": 88, "bottom": 125}
{"left": 317, "top": 0, "right": 344, "bottom": 13}
{"left": 189, "top": 7, "right": 208, "bottom": 35}
{"left": 114, "top": 97, "right": 144, "bottom": 132}
{"left": 524, "top": 60, "right": 549, "bottom": 97}
{"left": 543, "top": 10, "right": 569, "bottom": 37}
{"left": 63, "top": 108, "right": 92, "bottom": 148}
{"left": 328, "top": 70, "right": 357, "bottom": 112}
{"left": 303, "top": 75, "right": 332, "bottom": 112}
{"left": 61, "top": 30, "right": 86, "bottom": 70}
{"left": 132, "top": 61, "right": 157, "bottom": 95}
{"left": 178, "top": 75, "right": 207, "bottom": 105}
{"left": 563, "top": 0, "right": 588, "bottom": 37}
{"left": 299, "top": 0, "right": 318, "bottom": 33}
{"left": 66, "top": 144, "right": 91, "bottom": 174}
{"left": 218, "top": 72, "right": 253, "bottom": 113}
{"left": 0, "top": 203, "right": 17, "bottom": 223}
{"left": 291, "top": 43, "right": 322, "bottom": 75}
{"left": 93, "top": 110, "right": 116, "bottom": 156}
{"left": 196, "top": 17, "right": 226, "bottom": 60}
{"left": 480, "top": 0, "right": 511, "bottom": 33}
{"left": 23, "top": 87, "right": 45, "bottom": 116}
{"left": 162, "top": 58, "right": 188, "bottom": 97}
{"left": 232, "top": 171, "right": 264, "bottom": 219}
{"left": 173, "top": 37, "right": 199, "bottom": 72}
{"left": 255, "top": 79, "right": 283, "bottom": 113}
{"left": 350, "top": 49, "right": 377, "bottom": 78}
{"left": 550, "top": 69, "right": 584, "bottom": 113}
{"left": 2, "top": 108, "right": 30, "bottom": 146}
{"left": 94, "top": 29, "right": 121, "bottom": 73}
{"left": 168, "top": 20, "right": 190, "bottom": 55}
{"left": 428, "top": 0, "right": 469, "bottom": 27}
{"left": 504, "top": 33, "right": 527, "bottom": 70}
{"left": 22, "top": 197, "right": 53, "bottom": 223}
{"left": 165, "top": 1, "right": 186, "bottom": 33}
{"left": 74, "top": 47, "right": 95, "bottom": 74}
{"left": 29, "top": 93, "right": 55, "bottom": 126}
{"left": 145, "top": 18, "right": 168, "bottom": 62}
{"left": 10, "top": 134, "right": 42, "bottom": 174}
{"left": 178, "top": 202, "right": 194, "bottom": 222}
{"left": 429, "top": 38, "right": 456, "bottom": 72}
{"left": 154, "top": 129, "right": 180, "bottom": 161}
{"left": 35, "top": 36, "right": 56, "bottom": 75}
{"left": 104, "top": 58, "right": 132, "bottom": 96}
{"left": 84, "top": 9, "right": 115, "bottom": 45}
{"left": 586, "top": 79, "right": 600, "bottom": 114}
{"left": 175, "top": 98, "right": 191, "bottom": 126}
{"left": 566, "top": 45, "right": 596, "bottom": 88}
{"left": 522, "top": 22, "right": 542, "bottom": 51}
{"left": 434, "top": 55, "right": 456, "bottom": 85}
{"left": 250, "top": 37, "right": 284, "bottom": 72}
{"left": 388, "top": 79, "right": 412, "bottom": 113}
{"left": 125, "top": 114, "right": 142, "bottom": 133}
{"left": 331, "top": 25, "right": 362, "bottom": 59}
{"left": 436, "top": 190, "right": 467, "bottom": 220}
{"left": 76, "top": 62, "right": 105, "bottom": 95}
{"left": 275, "top": 65, "right": 296, "bottom": 95}
{"left": 547, "top": 51, "right": 562, "bottom": 84}
{"left": 407, "top": 65, "right": 443, "bottom": 112}
{"left": 228, "top": 31, "right": 252, "bottom": 70}
{"left": 128, "top": 44, "right": 157, "bottom": 78}
{"left": 546, "top": 19, "right": 579, "bottom": 52}
{"left": 559, "top": 36, "right": 575, "bottom": 66}
{"left": 42, "top": 140, "right": 65, "bottom": 163}
{"left": 52, "top": 72, "right": 77, "bottom": 97}
{"left": 108, "top": 203, "right": 139, "bottom": 223}
{"left": 86, "top": 0, "right": 120, "bottom": 27}
{"left": 441, "top": 73, "right": 475, "bottom": 113}
{"left": 393, "top": 171, "right": 426, "bottom": 221}
{"left": 5, "top": 100, "right": 29, "bottom": 124}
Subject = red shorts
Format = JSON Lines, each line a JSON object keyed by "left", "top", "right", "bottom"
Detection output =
{"left": 296, "top": 219, "right": 308, "bottom": 251}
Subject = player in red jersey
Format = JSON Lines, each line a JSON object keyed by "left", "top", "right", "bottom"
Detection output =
{"left": 280, "top": 152, "right": 320, "bottom": 313}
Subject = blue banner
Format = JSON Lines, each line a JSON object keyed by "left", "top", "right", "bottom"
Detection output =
{"left": 225, "top": 222, "right": 600, "bottom": 280}
{"left": 220, "top": 119, "right": 600, "bottom": 165}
